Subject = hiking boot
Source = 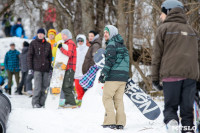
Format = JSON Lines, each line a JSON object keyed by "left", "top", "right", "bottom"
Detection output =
{"left": 102, "top": 125, "right": 116, "bottom": 130}
{"left": 166, "top": 119, "right": 179, "bottom": 133}
{"left": 116, "top": 125, "right": 124, "bottom": 130}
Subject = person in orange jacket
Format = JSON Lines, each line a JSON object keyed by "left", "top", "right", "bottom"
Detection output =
{"left": 47, "top": 29, "right": 56, "bottom": 50}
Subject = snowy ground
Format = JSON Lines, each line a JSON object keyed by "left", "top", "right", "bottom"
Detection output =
{"left": 6, "top": 93, "right": 166, "bottom": 133}
{"left": 0, "top": 37, "right": 167, "bottom": 133}
{"left": 5, "top": 71, "right": 167, "bottom": 133}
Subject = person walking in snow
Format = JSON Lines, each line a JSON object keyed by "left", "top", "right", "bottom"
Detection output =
{"left": 28, "top": 28, "right": 52, "bottom": 108}
{"left": 74, "top": 34, "right": 88, "bottom": 105}
{"left": 151, "top": 0, "right": 200, "bottom": 132}
{"left": 16, "top": 41, "right": 29, "bottom": 95}
{"left": 82, "top": 30, "right": 101, "bottom": 74}
{"left": 4, "top": 43, "right": 20, "bottom": 95}
{"left": 99, "top": 25, "right": 129, "bottom": 130}
{"left": 57, "top": 29, "right": 77, "bottom": 108}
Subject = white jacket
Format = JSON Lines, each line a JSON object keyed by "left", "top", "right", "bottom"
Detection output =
{"left": 74, "top": 34, "right": 89, "bottom": 79}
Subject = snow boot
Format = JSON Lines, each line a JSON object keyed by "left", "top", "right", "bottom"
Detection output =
{"left": 102, "top": 125, "right": 116, "bottom": 130}
{"left": 166, "top": 119, "right": 179, "bottom": 133}
{"left": 75, "top": 100, "right": 82, "bottom": 107}
{"left": 33, "top": 104, "right": 42, "bottom": 108}
{"left": 116, "top": 125, "right": 124, "bottom": 130}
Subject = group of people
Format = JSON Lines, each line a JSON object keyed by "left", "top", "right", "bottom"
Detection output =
{"left": 1, "top": 41, "right": 33, "bottom": 96}
{"left": 1, "top": 3, "right": 56, "bottom": 38}
{"left": 2, "top": 8, "right": 26, "bottom": 38}
{"left": 1, "top": 0, "right": 200, "bottom": 132}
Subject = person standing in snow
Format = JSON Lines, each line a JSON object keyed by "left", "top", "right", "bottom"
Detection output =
{"left": 2, "top": 7, "right": 14, "bottom": 37}
{"left": 47, "top": 29, "right": 56, "bottom": 50}
{"left": 11, "top": 18, "right": 26, "bottom": 38}
{"left": 4, "top": 43, "right": 20, "bottom": 95}
{"left": 151, "top": 0, "right": 200, "bottom": 132}
{"left": 99, "top": 25, "right": 129, "bottom": 130}
{"left": 74, "top": 34, "right": 88, "bottom": 105}
{"left": 82, "top": 30, "right": 102, "bottom": 74}
{"left": 16, "top": 41, "right": 29, "bottom": 95}
{"left": 57, "top": 29, "right": 77, "bottom": 108}
{"left": 28, "top": 28, "right": 52, "bottom": 108}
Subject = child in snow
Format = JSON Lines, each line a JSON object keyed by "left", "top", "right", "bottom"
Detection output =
{"left": 74, "top": 34, "right": 88, "bottom": 105}
{"left": 47, "top": 29, "right": 56, "bottom": 50}
{"left": 57, "top": 29, "right": 77, "bottom": 108}
{"left": 152, "top": 0, "right": 200, "bottom": 132}
{"left": 0, "top": 63, "right": 13, "bottom": 92}
{"left": 99, "top": 25, "right": 129, "bottom": 130}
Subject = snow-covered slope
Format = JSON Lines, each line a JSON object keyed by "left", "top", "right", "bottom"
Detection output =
{"left": 0, "top": 37, "right": 166, "bottom": 133}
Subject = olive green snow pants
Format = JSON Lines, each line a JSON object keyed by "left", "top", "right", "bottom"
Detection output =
{"left": 62, "top": 69, "right": 76, "bottom": 105}
{"left": 102, "top": 81, "right": 126, "bottom": 126}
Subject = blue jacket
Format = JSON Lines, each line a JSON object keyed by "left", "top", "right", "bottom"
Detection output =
{"left": 4, "top": 50, "right": 20, "bottom": 72}
{"left": 11, "top": 24, "right": 25, "bottom": 37}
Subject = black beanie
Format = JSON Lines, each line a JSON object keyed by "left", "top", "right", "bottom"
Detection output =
{"left": 17, "top": 17, "right": 22, "bottom": 22}
{"left": 37, "top": 28, "right": 45, "bottom": 35}
{"left": 89, "top": 30, "right": 97, "bottom": 36}
{"left": 23, "top": 41, "right": 29, "bottom": 47}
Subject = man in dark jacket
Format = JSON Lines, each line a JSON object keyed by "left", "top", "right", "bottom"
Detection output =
{"left": 151, "top": 0, "right": 200, "bottom": 132}
{"left": 4, "top": 43, "right": 20, "bottom": 95}
{"left": 16, "top": 41, "right": 29, "bottom": 95}
{"left": 99, "top": 25, "right": 129, "bottom": 130}
{"left": 82, "top": 30, "right": 101, "bottom": 74}
{"left": 28, "top": 28, "right": 52, "bottom": 108}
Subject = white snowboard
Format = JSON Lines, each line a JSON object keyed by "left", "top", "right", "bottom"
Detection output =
{"left": 46, "top": 41, "right": 69, "bottom": 109}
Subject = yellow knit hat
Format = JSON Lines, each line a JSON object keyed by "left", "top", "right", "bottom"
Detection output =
{"left": 48, "top": 29, "right": 56, "bottom": 38}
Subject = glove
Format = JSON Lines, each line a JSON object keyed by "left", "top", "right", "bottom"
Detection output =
{"left": 28, "top": 69, "right": 34, "bottom": 75}
{"left": 58, "top": 43, "right": 62, "bottom": 49}
{"left": 152, "top": 81, "right": 163, "bottom": 91}
{"left": 99, "top": 73, "right": 106, "bottom": 83}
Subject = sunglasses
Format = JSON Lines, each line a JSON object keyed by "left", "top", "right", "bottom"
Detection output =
{"left": 77, "top": 39, "right": 84, "bottom": 43}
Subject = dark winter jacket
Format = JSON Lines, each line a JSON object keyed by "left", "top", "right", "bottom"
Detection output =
{"left": 151, "top": 8, "right": 200, "bottom": 81}
{"left": 4, "top": 49, "right": 20, "bottom": 72}
{"left": 2, "top": 11, "right": 14, "bottom": 27}
{"left": 82, "top": 34, "right": 102, "bottom": 74}
{"left": 28, "top": 38, "right": 52, "bottom": 72}
{"left": 19, "top": 47, "right": 29, "bottom": 72}
{"left": 102, "top": 34, "right": 129, "bottom": 82}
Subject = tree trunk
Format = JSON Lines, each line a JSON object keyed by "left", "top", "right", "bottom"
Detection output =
{"left": 117, "top": 0, "right": 127, "bottom": 43}
{"left": 81, "top": 0, "right": 95, "bottom": 35}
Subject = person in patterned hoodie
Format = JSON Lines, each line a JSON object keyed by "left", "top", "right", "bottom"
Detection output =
{"left": 99, "top": 25, "right": 129, "bottom": 130}
{"left": 4, "top": 43, "right": 20, "bottom": 95}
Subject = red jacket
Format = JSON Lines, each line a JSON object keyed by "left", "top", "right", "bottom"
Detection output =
{"left": 43, "top": 8, "right": 56, "bottom": 22}
{"left": 60, "top": 39, "right": 76, "bottom": 72}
